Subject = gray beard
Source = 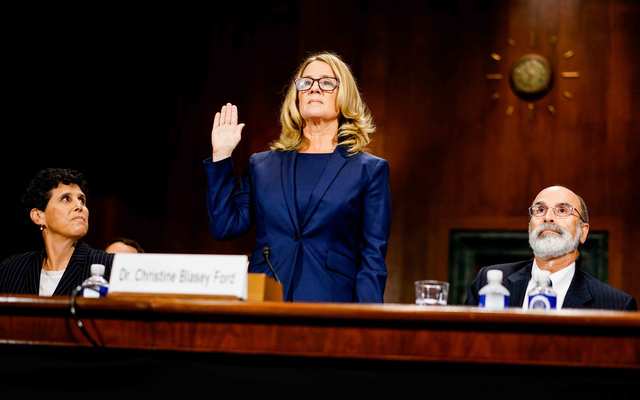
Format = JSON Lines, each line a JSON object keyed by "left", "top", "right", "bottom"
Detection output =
{"left": 529, "top": 222, "right": 581, "bottom": 260}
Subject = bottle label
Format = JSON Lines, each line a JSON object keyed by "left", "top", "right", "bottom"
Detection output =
{"left": 83, "top": 286, "right": 108, "bottom": 298}
{"left": 528, "top": 294, "right": 557, "bottom": 310}
{"left": 83, "top": 288, "right": 100, "bottom": 298}
{"left": 479, "top": 294, "right": 510, "bottom": 309}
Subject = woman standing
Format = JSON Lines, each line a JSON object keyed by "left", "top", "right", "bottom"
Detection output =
{"left": 204, "top": 52, "right": 391, "bottom": 302}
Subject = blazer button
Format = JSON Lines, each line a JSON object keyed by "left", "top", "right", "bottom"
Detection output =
{"left": 294, "top": 234, "right": 300, "bottom": 241}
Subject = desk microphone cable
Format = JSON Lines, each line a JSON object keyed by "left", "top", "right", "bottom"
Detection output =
{"left": 262, "top": 246, "right": 281, "bottom": 283}
{"left": 69, "top": 284, "right": 101, "bottom": 347}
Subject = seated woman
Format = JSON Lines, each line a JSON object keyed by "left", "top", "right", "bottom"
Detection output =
{"left": 0, "top": 168, "right": 113, "bottom": 296}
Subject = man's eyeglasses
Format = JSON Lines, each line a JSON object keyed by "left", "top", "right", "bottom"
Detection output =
{"left": 528, "top": 203, "right": 586, "bottom": 222}
{"left": 294, "top": 77, "right": 339, "bottom": 92}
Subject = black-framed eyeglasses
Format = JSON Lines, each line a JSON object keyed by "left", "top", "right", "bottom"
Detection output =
{"left": 528, "top": 203, "right": 585, "bottom": 222}
{"left": 294, "top": 77, "right": 339, "bottom": 92}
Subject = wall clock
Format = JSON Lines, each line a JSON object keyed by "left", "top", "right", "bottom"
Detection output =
{"left": 485, "top": 34, "right": 580, "bottom": 116}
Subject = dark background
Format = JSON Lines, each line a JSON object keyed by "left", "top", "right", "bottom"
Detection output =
{"left": 2, "top": 0, "right": 639, "bottom": 303}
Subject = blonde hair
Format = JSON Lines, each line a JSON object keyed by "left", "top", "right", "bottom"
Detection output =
{"left": 271, "top": 52, "right": 375, "bottom": 154}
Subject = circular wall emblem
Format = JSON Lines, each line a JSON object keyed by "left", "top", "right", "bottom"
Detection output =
{"left": 509, "top": 54, "right": 553, "bottom": 101}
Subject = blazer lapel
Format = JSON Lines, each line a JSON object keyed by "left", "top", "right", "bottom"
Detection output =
{"left": 280, "top": 150, "right": 301, "bottom": 236}
{"left": 53, "top": 242, "right": 89, "bottom": 296}
{"left": 562, "top": 269, "right": 592, "bottom": 308}
{"left": 507, "top": 261, "right": 533, "bottom": 307}
{"left": 301, "top": 146, "right": 348, "bottom": 228}
{"left": 26, "top": 250, "right": 45, "bottom": 294}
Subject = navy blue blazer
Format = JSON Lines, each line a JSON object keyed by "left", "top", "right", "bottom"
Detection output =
{"left": 204, "top": 145, "right": 391, "bottom": 302}
{"left": 0, "top": 242, "right": 114, "bottom": 296}
{"left": 465, "top": 260, "right": 637, "bottom": 311}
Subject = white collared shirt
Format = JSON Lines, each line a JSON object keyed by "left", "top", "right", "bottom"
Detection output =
{"left": 522, "top": 260, "right": 575, "bottom": 310}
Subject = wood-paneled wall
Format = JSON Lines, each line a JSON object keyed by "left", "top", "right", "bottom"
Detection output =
{"left": 2, "top": 1, "right": 639, "bottom": 304}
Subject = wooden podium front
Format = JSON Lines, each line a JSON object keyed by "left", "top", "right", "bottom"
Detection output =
{"left": 247, "top": 272, "right": 283, "bottom": 301}
{"left": 0, "top": 291, "right": 638, "bottom": 394}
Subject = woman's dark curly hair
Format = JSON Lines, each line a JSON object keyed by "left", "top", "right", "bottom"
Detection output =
{"left": 21, "top": 168, "right": 88, "bottom": 212}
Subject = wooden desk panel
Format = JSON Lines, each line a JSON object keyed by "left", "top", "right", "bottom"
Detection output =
{"left": 1, "top": 295, "right": 639, "bottom": 369}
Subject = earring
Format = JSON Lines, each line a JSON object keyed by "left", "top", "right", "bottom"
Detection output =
{"left": 39, "top": 225, "right": 44, "bottom": 231}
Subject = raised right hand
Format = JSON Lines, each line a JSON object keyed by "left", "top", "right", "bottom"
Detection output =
{"left": 211, "top": 103, "right": 245, "bottom": 161}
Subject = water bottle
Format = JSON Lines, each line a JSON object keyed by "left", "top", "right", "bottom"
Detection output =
{"left": 526, "top": 270, "right": 557, "bottom": 310}
{"left": 82, "top": 264, "right": 109, "bottom": 298}
{"left": 478, "top": 269, "right": 510, "bottom": 309}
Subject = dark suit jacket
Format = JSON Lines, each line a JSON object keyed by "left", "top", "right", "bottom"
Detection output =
{"left": 465, "top": 260, "right": 637, "bottom": 311}
{"left": 0, "top": 242, "right": 114, "bottom": 296}
{"left": 204, "top": 145, "right": 391, "bottom": 303}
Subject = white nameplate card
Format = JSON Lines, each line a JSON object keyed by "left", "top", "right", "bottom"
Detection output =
{"left": 109, "top": 253, "right": 249, "bottom": 300}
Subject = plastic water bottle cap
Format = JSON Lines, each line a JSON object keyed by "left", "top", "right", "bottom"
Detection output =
{"left": 90, "top": 264, "right": 105, "bottom": 276}
{"left": 487, "top": 269, "right": 503, "bottom": 282}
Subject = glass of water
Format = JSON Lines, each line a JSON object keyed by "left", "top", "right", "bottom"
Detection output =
{"left": 414, "top": 280, "right": 449, "bottom": 305}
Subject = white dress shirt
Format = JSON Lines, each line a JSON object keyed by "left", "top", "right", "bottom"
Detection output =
{"left": 39, "top": 269, "right": 65, "bottom": 296}
{"left": 522, "top": 260, "right": 575, "bottom": 310}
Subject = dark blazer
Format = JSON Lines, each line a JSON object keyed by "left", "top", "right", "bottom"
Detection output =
{"left": 0, "top": 242, "right": 113, "bottom": 296}
{"left": 204, "top": 145, "right": 391, "bottom": 302}
{"left": 465, "top": 260, "right": 637, "bottom": 311}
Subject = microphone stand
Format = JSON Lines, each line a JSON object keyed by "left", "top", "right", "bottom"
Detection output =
{"left": 262, "top": 246, "right": 281, "bottom": 284}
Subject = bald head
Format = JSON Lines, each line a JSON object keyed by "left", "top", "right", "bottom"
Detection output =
{"left": 532, "top": 186, "right": 588, "bottom": 223}
{"left": 105, "top": 241, "right": 139, "bottom": 254}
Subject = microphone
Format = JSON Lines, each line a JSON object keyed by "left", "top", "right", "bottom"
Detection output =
{"left": 262, "top": 246, "right": 281, "bottom": 283}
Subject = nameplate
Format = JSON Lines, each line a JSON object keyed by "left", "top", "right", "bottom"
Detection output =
{"left": 109, "top": 253, "right": 248, "bottom": 300}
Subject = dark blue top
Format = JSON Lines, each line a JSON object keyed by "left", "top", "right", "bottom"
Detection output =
{"left": 203, "top": 147, "right": 392, "bottom": 303}
{"left": 295, "top": 152, "right": 332, "bottom": 220}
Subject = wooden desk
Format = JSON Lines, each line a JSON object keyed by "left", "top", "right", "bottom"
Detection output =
{"left": 1, "top": 295, "right": 639, "bottom": 394}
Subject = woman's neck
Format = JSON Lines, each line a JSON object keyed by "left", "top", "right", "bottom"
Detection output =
{"left": 300, "top": 119, "right": 338, "bottom": 153}
{"left": 42, "top": 233, "right": 76, "bottom": 271}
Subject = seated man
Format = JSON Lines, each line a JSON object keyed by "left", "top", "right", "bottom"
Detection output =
{"left": 466, "top": 185, "right": 637, "bottom": 311}
{"left": 105, "top": 237, "right": 144, "bottom": 254}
